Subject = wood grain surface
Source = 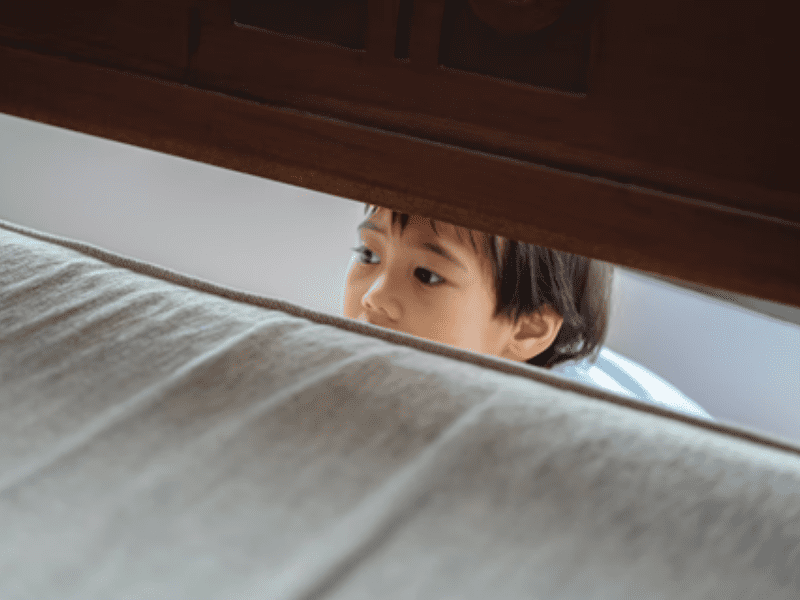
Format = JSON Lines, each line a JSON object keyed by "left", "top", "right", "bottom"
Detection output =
{"left": 1, "top": 0, "right": 798, "bottom": 310}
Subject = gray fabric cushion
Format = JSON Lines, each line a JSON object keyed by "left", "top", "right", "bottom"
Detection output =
{"left": 1, "top": 218, "right": 799, "bottom": 600}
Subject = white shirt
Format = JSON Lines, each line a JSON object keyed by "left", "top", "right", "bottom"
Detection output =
{"left": 550, "top": 347, "right": 714, "bottom": 420}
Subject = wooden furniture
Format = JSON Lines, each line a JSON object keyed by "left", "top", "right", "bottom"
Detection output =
{"left": 2, "top": 0, "right": 798, "bottom": 310}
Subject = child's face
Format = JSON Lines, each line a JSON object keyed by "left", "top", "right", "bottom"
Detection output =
{"left": 342, "top": 208, "right": 563, "bottom": 362}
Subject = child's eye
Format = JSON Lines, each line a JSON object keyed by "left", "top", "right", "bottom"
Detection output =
{"left": 351, "top": 245, "right": 379, "bottom": 265}
{"left": 350, "top": 245, "right": 446, "bottom": 287}
{"left": 414, "top": 268, "right": 445, "bottom": 287}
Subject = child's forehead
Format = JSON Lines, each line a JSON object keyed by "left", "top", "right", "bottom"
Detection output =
{"left": 370, "top": 210, "right": 487, "bottom": 250}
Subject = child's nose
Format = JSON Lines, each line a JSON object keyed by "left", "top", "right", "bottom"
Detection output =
{"left": 362, "top": 278, "right": 401, "bottom": 322}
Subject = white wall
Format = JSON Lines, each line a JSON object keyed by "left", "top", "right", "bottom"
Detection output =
{"left": 605, "top": 268, "right": 800, "bottom": 441}
{"left": 2, "top": 113, "right": 798, "bottom": 443}
{"left": 0, "top": 112, "right": 365, "bottom": 318}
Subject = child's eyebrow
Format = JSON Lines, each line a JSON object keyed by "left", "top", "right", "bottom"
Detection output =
{"left": 357, "top": 219, "right": 468, "bottom": 272}
{"left": 357, "top": 220, "right": 387, "bottom": 235}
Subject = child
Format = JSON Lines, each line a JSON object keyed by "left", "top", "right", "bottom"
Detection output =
{"left": 343, "top": 203, "right": 610, "bottom": 370}
{"left": 343, "top": 204, "right": 712, "bottom": 420}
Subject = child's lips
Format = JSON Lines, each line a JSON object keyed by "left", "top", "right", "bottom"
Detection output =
{"left": 359, "top": 314, "right": 394, "bottom": 330}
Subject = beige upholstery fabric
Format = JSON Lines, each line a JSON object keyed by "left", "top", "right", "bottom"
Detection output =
{"left": 1, "top": 218, "right": 799, "bottom": 600}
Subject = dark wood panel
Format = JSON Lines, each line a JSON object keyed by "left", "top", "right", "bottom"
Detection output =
{"left": 189, "top": 0, "right": 800, "bottom": 223}
{"left": 2, "top": 44, "right": 798, "bottom": 311}
{"left": 438, "top": 0, "right": 593, "bottom": 93}
{"left": 0, "top": 0, "right": 194, "bottom": 78}
{"left": 231, "top": 0, "right": 370, "bottom": 50}
{"left": 591, "top": 0, "right": 799, "bottom": 194}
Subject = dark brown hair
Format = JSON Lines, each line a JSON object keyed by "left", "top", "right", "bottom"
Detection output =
{"left": 363, "top": 204, "right": 614, "bottom": 369}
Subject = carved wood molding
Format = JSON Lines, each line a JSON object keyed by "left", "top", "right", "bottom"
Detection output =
{"left": 2, "top": 43, "right": 799, "bottom": 312}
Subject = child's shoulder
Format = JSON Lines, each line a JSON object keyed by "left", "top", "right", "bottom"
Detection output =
{"left": 551, "top": 347, "right": 714, "bottom": 420}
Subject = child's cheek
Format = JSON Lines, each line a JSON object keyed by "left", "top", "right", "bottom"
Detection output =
{"left": 344, "top": 271, "right": 369, "bottom": 315}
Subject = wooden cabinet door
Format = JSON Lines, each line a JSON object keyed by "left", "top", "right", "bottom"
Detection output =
{"left": 1, "top": 0, "right": 798, "bottom": 307}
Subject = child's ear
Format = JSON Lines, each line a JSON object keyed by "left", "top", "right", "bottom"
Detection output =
{"left": 504, "top": 305, "right": 564, "bottom": 363}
